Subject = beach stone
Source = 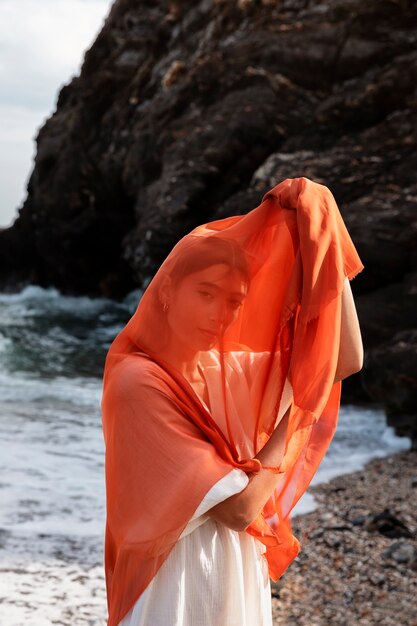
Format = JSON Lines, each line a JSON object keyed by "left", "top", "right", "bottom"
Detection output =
{"left": 382, "top": 542, "right": 417, "bottom": 566}
{"left": 364, "top": 509, "right": 413, "bottom": 539}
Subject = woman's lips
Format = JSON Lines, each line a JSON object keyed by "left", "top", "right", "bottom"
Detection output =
{"left": 199, "top": 329, "right": 218, "bottom": 341}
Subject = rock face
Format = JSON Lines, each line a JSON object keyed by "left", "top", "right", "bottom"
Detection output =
{"left": 0, "top": 0, "right": 416, "bottom": 441}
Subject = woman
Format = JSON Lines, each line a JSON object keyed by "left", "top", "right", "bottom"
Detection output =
{"left": 101, "top": 177, "right": 364, "bottom": 626}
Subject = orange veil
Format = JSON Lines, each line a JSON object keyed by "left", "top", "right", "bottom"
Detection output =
{"left": 101, "top": 176, "right": 364, "bottom": 626}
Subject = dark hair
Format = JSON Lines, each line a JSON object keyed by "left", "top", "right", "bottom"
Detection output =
{"left": 169, "top": 236, "right": 251, "bottom": 289}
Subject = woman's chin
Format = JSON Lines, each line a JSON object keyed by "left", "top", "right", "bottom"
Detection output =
{"left": 201, "top": 337, "right": 218, "bottom": 348}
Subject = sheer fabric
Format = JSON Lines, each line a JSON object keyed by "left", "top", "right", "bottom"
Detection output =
{"left": 117, "top": 359, "right": 294, "bottom": 626}
{"left": 118, "top": 468, "right": 273, "bottom": 626}
{"left": 101, "top": 176, "right": 364, "bottom": 626}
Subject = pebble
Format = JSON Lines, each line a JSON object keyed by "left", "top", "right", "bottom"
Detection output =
{"left": 271, "top": 450, "right": 417, "bottom": 626}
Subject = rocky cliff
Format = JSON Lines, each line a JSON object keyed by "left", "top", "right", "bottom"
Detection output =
{"left": 1, "top": 0, "right": 416, "bottom": 443}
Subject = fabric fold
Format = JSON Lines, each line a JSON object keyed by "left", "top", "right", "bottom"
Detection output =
{"left": 101, "top": 176, "right": 364, "bottom": 626}
{"left": 179, "top": 467, "right": 250, "bottom": 539}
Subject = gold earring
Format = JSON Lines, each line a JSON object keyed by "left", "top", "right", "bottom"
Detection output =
{"left": 163, "top": 302, "right": 169, "bottom": 313}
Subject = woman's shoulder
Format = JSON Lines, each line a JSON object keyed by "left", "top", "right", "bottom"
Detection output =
{"left": 106, "top": 352, "right": 167, "bottom": 396}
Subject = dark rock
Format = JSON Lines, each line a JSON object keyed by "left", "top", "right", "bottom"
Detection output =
{"left": 362, "top": 330, "right": 417, "bottom": 448}
{"left": 0, "top": 0, "right": 416, "bottom": 439}
{"left": 382, "top": 541, "right": 417, "bottom": 567}
{"left": 343, "top": 589, "right": 354, "bottom": 605}
{"left": 369, "top": 573, "right": 386, "bottom": 586}
{"left": 364, "top": 508, "right": 414, "bottom": 539}
{"left": 323, "top": 525, "right": 352, "bottom": 532}
{"left": 0, "top": 527, "right": 11, "bottom": 550}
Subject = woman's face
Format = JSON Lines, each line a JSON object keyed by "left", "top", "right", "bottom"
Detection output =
{"left": 165, "top": 263, "right": 248, "bottom": 353}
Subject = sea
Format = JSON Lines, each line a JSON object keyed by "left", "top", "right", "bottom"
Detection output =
{"left": 0, "top": 285, "right": 411, "bottom": 625}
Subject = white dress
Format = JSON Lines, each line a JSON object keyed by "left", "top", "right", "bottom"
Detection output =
{"left": 118, "top": 468, "right": 272, "bottom": 626}
{"left": 118, "top": 351, "right": 293, "bottom": 626}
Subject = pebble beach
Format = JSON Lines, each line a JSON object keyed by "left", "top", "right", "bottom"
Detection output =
{"left": 272, "top": 449, "right": 417, "bottom": 626}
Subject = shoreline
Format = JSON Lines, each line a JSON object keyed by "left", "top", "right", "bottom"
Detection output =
{"left": 271, "top": 448, "right": 417, "bottom": 625}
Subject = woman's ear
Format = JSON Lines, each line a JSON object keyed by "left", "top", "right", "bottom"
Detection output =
{"left": 158, "top": 275, "right": 172, "bottom": 307}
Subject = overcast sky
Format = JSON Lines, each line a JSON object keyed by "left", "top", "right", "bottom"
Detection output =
{"left": 0, "top": 0, "right": 114, "bottom": 227}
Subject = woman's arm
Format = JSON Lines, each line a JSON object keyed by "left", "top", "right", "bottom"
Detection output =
{"left": 206, "top": 405, "right": 290, "bottom": 532}
{"left": 334, "top": 276, "right": 364, "bottom": 382}
{"left": 207, "top": 277, "right": 364, "bottom": 532}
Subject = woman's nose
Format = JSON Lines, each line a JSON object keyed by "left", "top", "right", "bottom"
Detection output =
{"left": 209, "top": 300, "right": 228, "bottom": 326}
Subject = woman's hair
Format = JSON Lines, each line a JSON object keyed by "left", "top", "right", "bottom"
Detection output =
{"left": 169, "top": 235, "right": 251, "bottom": 289}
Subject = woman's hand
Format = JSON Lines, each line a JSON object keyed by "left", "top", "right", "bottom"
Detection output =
{"left": 206, "top": 405, "right": 290, "bottom": 532}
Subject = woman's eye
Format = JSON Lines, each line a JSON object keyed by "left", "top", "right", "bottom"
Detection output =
{"left": 229, "top": 300, "right": 243, "bottom": 310}
{"left": 199, "top": 291, "right": 214, "bottom": 300}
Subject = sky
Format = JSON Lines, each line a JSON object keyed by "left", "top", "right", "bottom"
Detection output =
{"left": 0, "top": 0, "right": 114, "bottom": 227}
